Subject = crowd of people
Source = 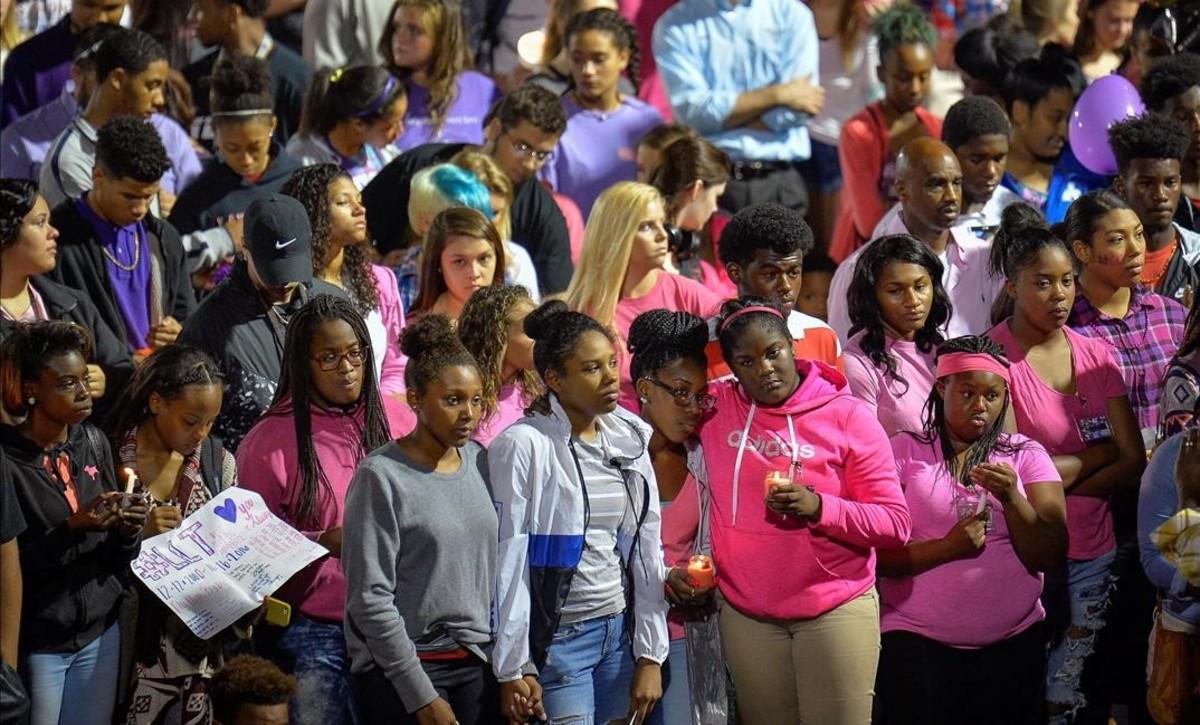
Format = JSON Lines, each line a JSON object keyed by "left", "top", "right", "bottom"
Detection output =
{"left": 3, "top": 0, "right": 1200, "bottom": 724}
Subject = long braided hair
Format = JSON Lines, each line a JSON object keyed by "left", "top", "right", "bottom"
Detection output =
{"left": 281, "top": 164, "right": 380, "bottom": 315}
{"left": 918, "top": 335, "right": 1022, "bottom": 484}
{"left": 104, "top": 346, "right": 225, "bottom": 443}
{"left": 457, "top": 285, "right": 541, "bottom": 427}
{"left": 272, "top": 295, "right": 390, "bottom": 530}
{"left": 564, "top": 7, "right": 641, "bottom": 91}
{"left": 628, "top": 309, "right": 709, "bottom": 385}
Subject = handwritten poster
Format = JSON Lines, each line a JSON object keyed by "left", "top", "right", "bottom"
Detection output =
{"left": 130, "top": 488, "right": 326, "bottom": 639}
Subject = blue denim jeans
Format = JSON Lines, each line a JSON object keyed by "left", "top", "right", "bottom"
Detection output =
{"left": 647, "top": 638, "right": 690, "bottom": 725}
{"left": 541, "top": 612, "right": 635, "bottom": 724}
{"left": 1045, "top": 548, "right": 1118, "bottom": 723}
{"left": 25, "top": 620, "right": 121, "bottom": 725}
{"left": 275, "top": 615, "right": 359, "bottom": 725}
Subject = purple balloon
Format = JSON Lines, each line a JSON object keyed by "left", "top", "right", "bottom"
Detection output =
{"left": 1068, "top": 74, "right": 1147, "bottom": 176}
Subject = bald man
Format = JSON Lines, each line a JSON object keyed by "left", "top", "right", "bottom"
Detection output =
{"left": 827, "top": 137, "right": 1002, "bottom": 341}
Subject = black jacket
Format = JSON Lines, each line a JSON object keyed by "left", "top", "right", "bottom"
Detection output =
{"left": 48, "top": 201, "right": 197, "bottom": 348}
{"left": 168, "top": 144, "right": 302, "bottom": 235}
{"left": 0, "top": 276, "right": 134, "bottom": 421}
{"left": 177, "top": 263, "right": 346, "bottom": 452}
{"left": 0, "top": 423, "right": 139, "bottom": 654}
{"left": 362, "top": 142, "right": 574, "bottom": 293}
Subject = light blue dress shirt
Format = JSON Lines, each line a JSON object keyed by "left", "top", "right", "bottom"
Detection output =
{"left": 653, "top": 0, "right": 818, "bottom": 163}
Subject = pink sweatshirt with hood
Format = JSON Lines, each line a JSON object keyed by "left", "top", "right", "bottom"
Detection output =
{"left": 236, "top": 395, "right": 413, "bottom": 621}
{"left": 698, "top": 360, "right": 911, "bottom": 620}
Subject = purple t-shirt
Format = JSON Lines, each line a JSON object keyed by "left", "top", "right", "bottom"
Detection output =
{"left": 989, "top": 321, "right": 1127, "bottom": 561}
{"left": 76, "top": 198, "right": 152, "bottom": 351}
{"left": 882, "top": 432, "right": 1059, "bottom": 648}
{"left": 392, "top": 71, "right": 501, "bottom": 151}
{"left": 540, "top": 95, "right": 664, "bottom": 219}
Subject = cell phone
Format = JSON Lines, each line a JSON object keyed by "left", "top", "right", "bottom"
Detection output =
{"left": 263, "top": 596, "right": 291, "bottom": 627}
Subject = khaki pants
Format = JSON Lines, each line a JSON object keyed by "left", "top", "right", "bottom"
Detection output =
{"left": 719, "top": 590, "right": 880, "bottom": 725}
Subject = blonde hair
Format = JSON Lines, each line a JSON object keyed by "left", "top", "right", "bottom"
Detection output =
{"left": 451, "top": 149, "right": 512, "bottom": 239}
{"left": 380, "top": 0, "right": 472, "bottom": 137}
{"left": 564, "top": 181, "right": 663, "bottom": 328}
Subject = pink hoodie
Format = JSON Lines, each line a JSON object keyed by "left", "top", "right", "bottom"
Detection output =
{"left": 698, "top": 360, "right": 911, "bottom": 620}
{"left": 236, "top": 395, "right": 413, "bottom": 622}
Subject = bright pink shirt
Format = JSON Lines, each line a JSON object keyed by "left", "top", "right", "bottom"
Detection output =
{"left": 843, "top": 332, "right": 936, "bottom": 437}
{"left": 882, "top": 432, "right": 1059, "bottom": 648}
{"left": 474, "top": 383, "right": 527, "bottom": 446}
{"left": 989, "top": 321, "right": 1127, "bottom": 560}
{"left": 615, "top": 271, "right": 723, "bottom": 409}
{"left": 661, "top": 475, "right": 701, "bottom": 641}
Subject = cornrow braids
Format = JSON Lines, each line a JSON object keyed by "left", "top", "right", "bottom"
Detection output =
{"left": 104, "top": 345, "right": 224, "bottom": 442}
{"left": 524, "top": 299, "right": 613, "bottom": 380}
{"left": 457, "top": 285, "right": 541, "bottom": 427}
{"left": 628, "top": 309, "right": 709, "bottom": 384}
{"left": 281, "top": 165, "right": 380, "bottom": 315}
{"left": 400, "top": 313, "right": 480, "bottom": 395}
{"left": 918, "top": 335, "right": 1022, "bottom": 485}
{"left": 273, "top": 296, "right": 390, "bottom": 530}
{"left": 565, "top": 7, "right": 641, "bottom": 91}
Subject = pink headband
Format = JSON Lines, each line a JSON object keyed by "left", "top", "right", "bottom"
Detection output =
{"left": 935, "top": 352, "right": 1010, "bottom": 384}
{"left": 719, "top": 305, "right": 785, "bottom": 333}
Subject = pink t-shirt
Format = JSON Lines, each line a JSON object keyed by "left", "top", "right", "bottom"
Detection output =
{"left": 661, "top": 475, "right": 701, "bottom": 641}
{"left": 843, "top": 332, "right": 936, "bottom": 437}
{"left": 989, "top": 322, "right": 1127, "bottom": 560}
{"left": 474, "top": 383, "right": 527, "bottom": 446}
{"left": 881, "top": 432, "right": 1059, "bottom": 648}
{"left": 615, "top": 271, "right": 723, "bottom": 409}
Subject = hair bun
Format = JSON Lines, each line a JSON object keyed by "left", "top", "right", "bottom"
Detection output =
{"left": 999, "top": 202, "right": 1049, "bottom": 238}
{"left": 523, "top": 300, "right": 571, "bottom": 342}
{"left": 628, "top": 310, "right": 708, "bottom": 357}
{"left": 211, "top": 54, "right": 271, "bottom": 100}
{"left": 399, "top": 314, "right": 459, "bottom": 360}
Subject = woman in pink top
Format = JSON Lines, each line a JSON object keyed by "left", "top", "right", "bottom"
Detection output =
{"left": 628, "top": 309, "right": 720, "bottom": 724}
{"left": 236, "top": 297, "right": 413, "bottom": 724}
{"left": 877, "top": 335, "right": 1067, "bottom": 724}
{"left": 564, "top": 182, "right": 723, "bottom": 408}
{"left": 282, "top": 165, "right": 409, "bottom": 398}
{"left": 457, "top": 284, "right": 541, "bottom": 446}
{"left": 985, "top": 203, "right": 1146, "bottom": 722}
{"left": 844, "top": 234, "right": 951, "bottom": 436}
{"left": 696, "top": 297, "right": 911, "bottom": 723}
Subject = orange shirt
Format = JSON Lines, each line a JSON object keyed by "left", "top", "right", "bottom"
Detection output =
{"left": 705, "top": 310, "right": 843, "bottom": 381}
{"left": 1143, "top": 239, "right": 1177, "bottom": 291}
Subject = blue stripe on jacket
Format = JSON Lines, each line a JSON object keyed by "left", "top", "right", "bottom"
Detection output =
{"left": 528, "top": 533, "right": 585, "bottom": 569}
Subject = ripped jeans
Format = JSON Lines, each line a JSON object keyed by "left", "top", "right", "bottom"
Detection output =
{"left": 1045, "top": 548, "right": 1117, "bottom": 723}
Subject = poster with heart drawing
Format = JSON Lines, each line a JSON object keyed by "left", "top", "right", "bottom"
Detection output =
{"left": 129, "top": 487, "right": 326, "bottom": 639}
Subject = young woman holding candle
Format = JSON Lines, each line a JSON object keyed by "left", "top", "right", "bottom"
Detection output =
{"left": 489, "top": 300, "right": 668, "bottom": 724}
{"left": 343, "top": 313, "right": 501, "bottom": 725}
{"left": 844, "top": 233, "right": 952, "bottom": 437}
{"left": 456, "top": 284, "right": 540, "bottom": 446}
{"left": 0, "top": 321, "right": 147, "bottom": 725}
{"left": 876, "top": 335, "right": 1068, "bottom": 724}
{"left": 694, "top": 297, "right": 911, "bottom": 723}
{"left": 628, "top": 308, "right": 718, "bottom": 724}
{"left": 104, "top": 345, "right": 234, "bottom": 725}
{"left": 381, "top": 0, "right": 501, "bottom": 150}
{"left": 237, "top": 295, "right": 413, "bottom": 725}
{"left": 281, "top": 164, "right": 409, "bottom": 399}
{"left": 985, "top": 202, "right": 1146, "bottom": 723}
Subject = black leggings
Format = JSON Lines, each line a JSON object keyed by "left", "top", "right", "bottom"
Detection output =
{"left": 875, "top": 623, "right": 1047, "bottom": 725}
{"left": 354, "top": 655, "right": 501, "bottom": 725}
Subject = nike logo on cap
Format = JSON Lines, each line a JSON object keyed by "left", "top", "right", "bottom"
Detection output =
{"left": 275, "top": 238, "right": 297, "bottom": 249}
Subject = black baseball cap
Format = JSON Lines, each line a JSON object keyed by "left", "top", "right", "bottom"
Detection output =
{"left": 244, "top": 194, "right": 313, "bottom": 287}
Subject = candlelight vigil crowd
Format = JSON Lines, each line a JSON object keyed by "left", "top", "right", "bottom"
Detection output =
{"left": 10, "top": 0, "right": 1200, "bottom": 724}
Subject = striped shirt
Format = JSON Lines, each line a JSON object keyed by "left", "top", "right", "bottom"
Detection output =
{"left": 560, "top": 432, "right": 628, "bottom": 624}
{"left": 1069, "top": 286, "right": 1187, "bottom": 436}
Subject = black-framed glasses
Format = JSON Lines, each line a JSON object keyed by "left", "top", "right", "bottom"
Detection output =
{"left": 509, "top": 138, "right": 554, "bottom": 163}
{"left": 644, "top": 377, "right": 716, "bottom": 412}
{"left": 312, "top": 348, "right": 366, "bottom": 372}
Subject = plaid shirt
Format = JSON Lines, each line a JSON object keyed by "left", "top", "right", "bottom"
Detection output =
{"left": 1069, "top": 286, "right": 1187, "bottom": 434}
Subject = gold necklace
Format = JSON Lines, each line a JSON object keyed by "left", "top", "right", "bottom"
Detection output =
{"left": 101, "top": 227, "right": 141, "bottom": 272}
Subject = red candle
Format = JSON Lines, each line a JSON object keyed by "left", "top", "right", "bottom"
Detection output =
{"left": 687, "top": 554, "right": 715, "bottom": 588}
{"left": 764, "top": 470, "right": 790, "bottom": 495}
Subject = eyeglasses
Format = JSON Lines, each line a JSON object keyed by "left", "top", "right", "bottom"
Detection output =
{"left": 311, "top": 348, "right": 366, "bottom": 372}
{"left": 644, "top": 377, "right": 716, "bottom": 412}
{"left": 509, "top": 138, "right": 554, "bottom": 163}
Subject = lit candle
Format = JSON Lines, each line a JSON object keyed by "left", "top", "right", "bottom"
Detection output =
{"left": 687, "top": 555, "right": 715, "bottom": 588}
{"left": 764, "top": 470, "right": 790, "bottom": 495}
{"left": 123, "top": 467, "right": 138, "bottom": 495}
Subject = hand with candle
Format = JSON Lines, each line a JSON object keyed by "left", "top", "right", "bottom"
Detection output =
{"left": 766, "top": 482, "right": 823, "bottom": 520}
{"left": 764, "top": 469, "right": 791, "bottom": 496}
{"left": 665, "top": 559, "right": 715, "bottom": 606}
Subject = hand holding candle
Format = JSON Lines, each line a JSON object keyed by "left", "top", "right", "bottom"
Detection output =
{"left": 687, "top": 555, "right": 716, "bottom": 589}
{"left": 764, "top": 470, "right": 790, "bottom": 495}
